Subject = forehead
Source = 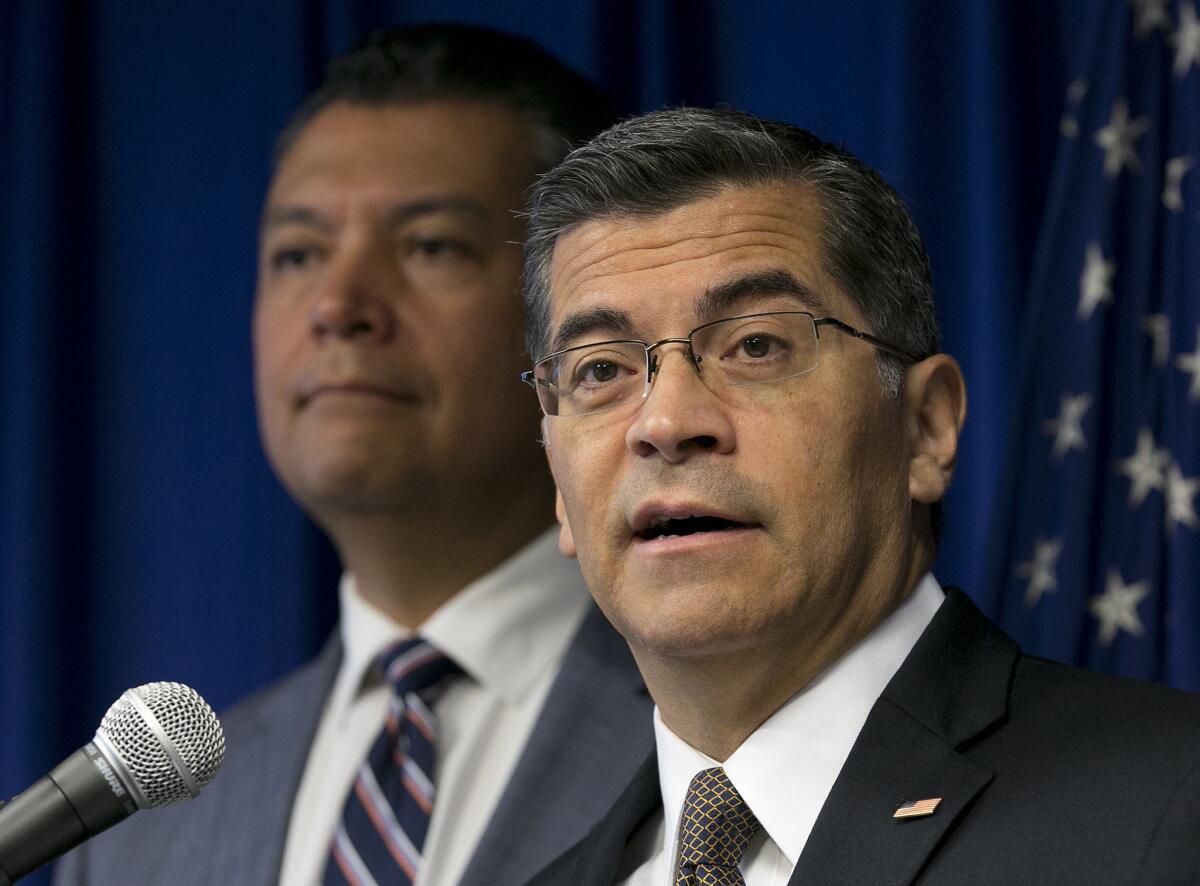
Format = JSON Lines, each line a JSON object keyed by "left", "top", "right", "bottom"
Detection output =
{"left": 266, "top": 100, "right": 536, "bottom": 210}
{"left": 546, "top": 184, "right": 857, "bottom": 332}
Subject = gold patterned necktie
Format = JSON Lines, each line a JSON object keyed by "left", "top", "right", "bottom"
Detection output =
{"left": 674, "top": 767, "right": 762, "bottom": 886}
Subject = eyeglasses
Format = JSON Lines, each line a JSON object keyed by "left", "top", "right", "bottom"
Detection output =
{"left": 521, "top": 310, "right": 919, "bottom": 417}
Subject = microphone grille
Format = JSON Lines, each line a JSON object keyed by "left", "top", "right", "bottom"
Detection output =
{"left": 97, "top": 681, "right": 226, "bottom": 808}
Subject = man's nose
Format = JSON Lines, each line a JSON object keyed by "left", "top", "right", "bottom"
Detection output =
{"left": 309, "top": 249, "right": 398, "bottom": 342}
{"left": 624, "top": 345, "right": 736, "bottom": 462}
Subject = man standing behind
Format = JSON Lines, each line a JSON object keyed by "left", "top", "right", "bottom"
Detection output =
{"left": 524, "top": 107, "right": 1200, "bottom": 884}
{"left": 56, "top": 26, "right": 654, "bottom": 886}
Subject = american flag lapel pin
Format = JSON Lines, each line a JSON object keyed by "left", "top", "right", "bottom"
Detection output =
{"left": 893, "top": 798, "right": 942, "bottom": 820}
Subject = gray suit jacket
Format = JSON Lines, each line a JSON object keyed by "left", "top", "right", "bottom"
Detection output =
{"left": 53, "top": 604, "right": 657, "bottom": 885}
{"left": 534, "top": 589, "right": 1200, "bottom": 885}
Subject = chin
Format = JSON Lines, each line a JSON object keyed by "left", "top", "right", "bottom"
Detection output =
{"left": 288, "top": 457, "right": 416, "bottom": 512}
{"left": 607, "top": 583, "right": 770, "bottom": 661}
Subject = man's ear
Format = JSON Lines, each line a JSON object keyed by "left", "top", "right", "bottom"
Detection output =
{"left": 904, "top": 354, "right": 967, "bottom": 504}
{"left": 554, "top": 487, "right": 578, "bottom": 559}
{"left": 544, "top": 436, "right": 578, "bottom": 559}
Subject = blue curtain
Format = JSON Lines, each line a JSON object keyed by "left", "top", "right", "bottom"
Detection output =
{"left": 4, "top": 2, "right": 1172, "bottom": 881}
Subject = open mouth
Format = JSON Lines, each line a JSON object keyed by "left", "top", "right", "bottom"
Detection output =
{"left": 634, "top": 515, "right": 750, "bottom": 541}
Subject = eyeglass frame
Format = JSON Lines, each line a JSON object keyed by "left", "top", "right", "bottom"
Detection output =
{"left": 520, "top": 310, "right": 921, "bottom": 417}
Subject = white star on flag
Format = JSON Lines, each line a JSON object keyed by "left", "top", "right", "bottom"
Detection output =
{"left": 1088, "top": 569, "right": 1150, "bottom": 647}
{"left": 1015, "top": 537, "right": 1064, "bottom": 607}
{"left": 1164, "top": 462, "right": 1200, "bottom": 533}
{"left": 1141, "top": 314, "right": 1171, "bottom": 366}
{"left": 1042, "top": 392, "right": 1093, "bottom": 459}
{"left": 1077, "top": 242, "right": 1115, "bottom": 321}
{"left": 1059, "top": 79, "right": 1089, "bottom": 138}
{"left": 1095, "top": 98, "right": 1151, "bottom": 177}
{"left": 1116, "top": 428, "right": 1171, "bottom": 506}
{"left": 1131, "top": 0, "right": 1172, "bottom": 36}
{"left": 1170, "top": 2, "right": 1200, "bottom": 77}
{"left": 1175, "top": 326, "right": 1200, "bottom": 400}
{"left": 1163, "top": 155, "right": 1194, "bottom": 212}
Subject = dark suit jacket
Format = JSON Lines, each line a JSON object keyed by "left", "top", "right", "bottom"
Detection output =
{"left": 535, "top": 589, "right": 1200, "bottom": 885}
{"left": 53, "top": 604, "right": 658, "bottom": 886}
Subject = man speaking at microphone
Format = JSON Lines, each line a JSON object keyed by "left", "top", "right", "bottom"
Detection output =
{"left": 56, "top": 25, "right": 654, "bottom": 886}
{"left": 522, "top": 107, "right": 1200, "bottom": 883}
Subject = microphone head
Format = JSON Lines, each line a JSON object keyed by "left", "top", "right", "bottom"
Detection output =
{"left": 94, "top": 682, "right": 225, "bottom": 809}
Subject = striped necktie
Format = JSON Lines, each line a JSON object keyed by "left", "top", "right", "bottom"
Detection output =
{"left": 674, "top": 767, "right": 761, "bottom": 886}
{"left": 324, "top": 638, "right": 462, "bottom": 886}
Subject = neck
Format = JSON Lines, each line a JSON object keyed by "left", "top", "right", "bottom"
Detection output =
{"left": 321, "top": 479, "right": 555, "bottom": 627}
{"left": 633, "top": 624, "right": 856, "bottom": 761}
{"left": 641, "top": 543, "right": 934, "bottom": 761}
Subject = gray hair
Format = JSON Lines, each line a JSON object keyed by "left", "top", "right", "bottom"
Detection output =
{"left": 523, "top": 107, "right": 940, "bottom": 398}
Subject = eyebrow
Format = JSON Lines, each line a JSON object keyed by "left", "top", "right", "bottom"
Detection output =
{"left": 260, "top": 196, "right": 490, "bottom": 233}
{"left": 695, "top": 269, "right": 831, "bottom": 321}
{"left": 547, "top": 268, "right": 832, "bottom": 356}
{"left": 548, "top": 307, "right": 637, "bottom": 354}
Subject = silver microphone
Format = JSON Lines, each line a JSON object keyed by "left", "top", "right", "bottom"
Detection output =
{"left": 0, "top": 682, "right": 225, "bottom": 883}
{"left": 94, "top": 681, "right": 225, "bottom": 808}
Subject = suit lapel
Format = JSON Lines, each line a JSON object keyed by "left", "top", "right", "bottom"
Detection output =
{"left": 203, "top": 636, "right": 341, "bottom": 885}
{"left": 460, "top": 605, "right": 658, "bottom": 886}
{"left": 524, "top": 753, "right": 661, "bottom": 886}
{"left": 786, "top": 698, "right": 993, "bottom": 885}
{"left": 789, "top": 590, "right": 1018, "bottom": 886}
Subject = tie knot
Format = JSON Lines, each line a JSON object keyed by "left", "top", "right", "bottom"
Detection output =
{"left": 376, "top": 638, "right": 462, "bottom": 699}
{"left": 676, "top": 767, "right": 761, "bottom": 871}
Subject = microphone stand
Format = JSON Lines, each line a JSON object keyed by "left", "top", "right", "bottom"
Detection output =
{"left": 0, "top": 800, "right": 7, "bottom": 885}
{"left": 0, "top": 799, "right": 8, "bottom": 886}
{"left": 0, "top": 800, "right": 8, "bottom": 886}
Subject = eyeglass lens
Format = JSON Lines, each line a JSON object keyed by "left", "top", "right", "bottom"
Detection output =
{"left": 536, "top": 312, "right": 821, "bottom": 417}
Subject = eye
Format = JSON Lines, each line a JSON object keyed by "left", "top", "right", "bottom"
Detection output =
{"left": 406, "top": 237, "right": 473, "bottom": 261}
{"left": 740, "top": 335, "right": 775, "bottom": 359}
{"left": 579, "top": 360, "right": 622, "bottom": 385}
{"left": 560, "top": 348, "right": 642, "bottom": 391}
{"left": 268, "top": 245, "right": 320, "bottom": 272}
{"left": 730, "top": 333, "right": 789, "bottom": 360}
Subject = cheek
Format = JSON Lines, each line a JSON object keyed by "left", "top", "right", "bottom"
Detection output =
{"left": 437, "top": 323, "right": 531, "bottom": 432}
{"left": 430, "top": 289, "right": 525, "bottom": 371}
{"left": 548, "top": 450, "right": 588, "bottom": 529}
{"left": 252, "top": 297, "right": 300, "bottom": 376}
{"left": 743, "top": 389, "right": 901, "bottom": 529}
{"left": 739, "top": 389, "right": 833, "bottom": 477}
{"left": 548, "top": 435, "right": 612, "bottom": 542}
{"left": 251, "top": 324, "right": 283, "bottom": 410}
{"left": 251, "top": 303, "right": 310, "bottom": 444}
{"left": 821, "top": 405, "right": 911, "bottom": 539}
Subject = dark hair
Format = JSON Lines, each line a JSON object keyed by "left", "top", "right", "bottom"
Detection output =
{"left": 275, "top": 24, "right": 615, "bottom": 173}
{"left": 523, "top": 106, "right": 939, "bottom": 398}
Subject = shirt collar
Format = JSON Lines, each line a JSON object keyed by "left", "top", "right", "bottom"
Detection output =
{"left": 333, "top": 527, "right": 590, "bottom": 712}
{"left": 655, "top": 573, "right": 945, "bottom": 868}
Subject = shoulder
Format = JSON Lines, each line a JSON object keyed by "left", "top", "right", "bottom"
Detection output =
{"left": 931, "top": 589, "right": 1200, "bottom": 752}
{"left": 1013, "top": 651, "right": 1200, "bottom": 722}
{"left": 908, "top": 593, "right": 1200, "bottom": 882}
{"left": 1002, "top": 651, "right": 1200, "bottom": 771}
{"left": 965, "top": 655, "right": 1200, "bottom": 881}
{"left": 931, "top": 588, "right": 1200, "bottom": 777}
{"left": 218, "top": 634, "right": 342, "bottom": 738}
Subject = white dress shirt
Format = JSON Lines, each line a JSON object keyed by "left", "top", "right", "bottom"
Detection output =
{"left": 618, "top": 574, "right": 945, "bottom": 886}
{"left": 278, "top": 528, "right": 591, "bottom": 886}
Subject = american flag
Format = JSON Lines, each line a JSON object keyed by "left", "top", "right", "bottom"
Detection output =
{"left": 984, "top": 0, "right": 1200, "bottom": 692}
{"left": 893, "top": 798, "right": 942, "bottom": 820}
